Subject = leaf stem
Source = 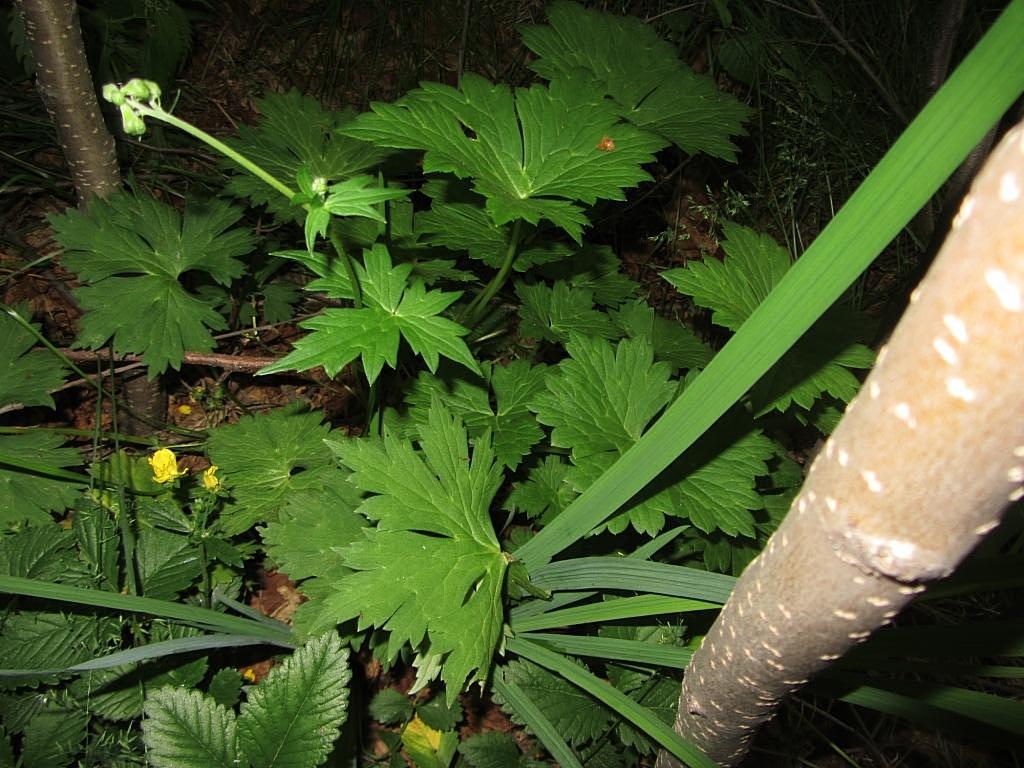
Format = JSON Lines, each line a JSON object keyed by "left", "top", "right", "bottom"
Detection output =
{"left": 329, "top": 224, "right": 363, "bottom": 310}
{"left": 131, "top": 102, "right": 296, "bottom": 201}
{"left": 461, "top": 219, "right": 522, "bottom": 326}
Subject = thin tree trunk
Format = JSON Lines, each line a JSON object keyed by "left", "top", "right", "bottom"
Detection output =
{"left": 16, "top": 0, "right": 167, "bottom": 433}
{"left": 15, "top": 0, "right": 120, "bottom": 201}
{"left": 659, "top": 120, "right": 1024, "bottom": 767}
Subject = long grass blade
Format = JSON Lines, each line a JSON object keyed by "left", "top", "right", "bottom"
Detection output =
{"left": 519, "top": 632, "right": 692, "bottom": 669}
{"left": 529, "top": 557, "right": 735, "bottom": 603}
{"left": 508, "top": 637, "right": 718, "bottom": 768}
{"left": 0, "top": 575, "right": 293, "bottom": 642}
{"left": 492, "top": 673, "right": 584, "bottom": 768}
{"left": 512, "top": 594, "right": 715, "bottom": 632}
{"left": 0, "top": 633, "right": 292, "bottom": 677}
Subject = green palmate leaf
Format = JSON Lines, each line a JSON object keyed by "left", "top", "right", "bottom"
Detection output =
{"left": 500, "top": 659, "right": 611, "bottom": 747}
{"left": 611, "top": 300, "right": 713, "bottom": 373}
{"left": 504, "top": 456, "right": 574, "bottom": 525}
{"left": 261, "top": 483, "right": 365, "bottom": 630}
{"left": 530, "top": 335, "right": 773, "bottom": 536}
{"left": 0, "top": 308, "right": 67, "bottom": 409}
{"left": 417, "top": 199, "right": 570, "bottom": 273}
{"left": 224, "top": 90, "right": 391, "bottom": 222}
{"left": 662, "top": 222, "right": 874, "bottom": 416}
{"left": 0, "top": 433, "right": 83, "bottom": 525}
{"left": 662, "top": 224, "right": 791, "bottom": 331}
{"left": 50, "top": 192, "right": 255, "bottom": 377}
{"left": 262, "top": 245, "right": 479, "bottom": 383}
{"left": 516, "top": 281, "right": 617, "bottom": 343}
{"left": 532, "top": 335, "right": 675, "bottom": 459}
{"left": 403, "top": 361, "right": 548, "bottom": 470}
{"left": 273, "top": 249, "right": 355, "bottom": 300}
{"left": 303, "top": 175, "right": 410, "bottom": 252}
{"left": 520, "top": 1, "right": 750, "bottom": 160}
{"left": 310, "top": 403, "right": 507, "bottom": 703}
{"left": 537, "top": 244, "right": 638, "bottom": 307}
{"left": 340, "top": 73, "right": 664, "bottom": 242}
{"left": 206, "top": 407, "right": 340, "bottom": 535}
{"left": 417, "top": 201, "right": 511, "bottom": 270}
{"left": 143, "top": 687, "right": 239, "bottom": 768}
{"left": 237, "top": 633, "right": 351, "bottom": 768}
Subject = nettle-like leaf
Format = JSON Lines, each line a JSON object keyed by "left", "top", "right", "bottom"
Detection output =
{"left": 311, "top": 402, "right": 508, "bottom": 704}
{"left": 223, "top": 90, "right": 391, "bottom": 222}
{"left": 520, "top": 0, "right": 751, "bottom": 161}
{"left": 21, "top": 705, "right": 88, "bottom": 768}
{"left": 144, "top": 687, "right": 238, "bottom": 768}
{"left": 0, "top": 611, "right": 110, "bottom": 689}
{"left": 50, "top": 192, "right": 255, "bottom": 377}
{"left": 143, "top": 634, "right": 349, "bottom": 768}
{"left": 340, "top": 72, "right": 665, "bottom": 242}
{"left": 498, "top": 658, "right": 611, "bottom": 747}
{"left": 662, "top": 222, "right": 875, "bottom": 416}
{"left": 207, "top": 408, "right": 341, "bottom": 535}
{"left": 237, "top": 633, "right": 351, "bottom": 768}
{"left": 459, "top": 731, "right": 533, "bottom": 768}
{"left": 0, "top": 309, "right": 67, "bottom": 409}
{"left": 262, "top": 244, "right": 479, "bottom": 383}
{"left": 135, "top": 526, "right": 201, "bottom": 600}
{"left": 403, "top": 361, "right": 548, "bottom": 470}
{"left": 0, "top": 433, "right": 83, "bottom": 526}
{"left": 516, "top": 281, "right": 617, "bottom": 343}
{"left": 0, "top": 525, "right": 79, "bottom": 582}
{"left": 531, "top": 335, "right": 773, "bottom": 536}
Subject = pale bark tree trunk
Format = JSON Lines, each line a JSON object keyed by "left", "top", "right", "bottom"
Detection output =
{"left": 16, "top": 0, "right": 167, "bottom": 433}
{"left": 15, "top": 0, "right": 120, "bottom": 200}
{"left": 659, "top": 121, "right": 1024, "bottom": 767}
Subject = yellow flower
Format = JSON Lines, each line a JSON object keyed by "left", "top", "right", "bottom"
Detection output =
{"left": 202, "top": 465, "right": 221, "bottom": 492}
{"left": 149, "top": 448, "right": 186, "bottom": 484}
{"left": 177, "top": 404, "right": 193, "bottom": 415}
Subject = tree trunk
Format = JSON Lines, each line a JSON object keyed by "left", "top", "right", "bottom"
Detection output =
{"left": 15, "top": 0, "right": 120, "bottom": 201}
{"left": 659, "top": 120, "right": 1024, "bottom": 767}
{"left": 16, "top": 0, "right": 167, "bottom": 433}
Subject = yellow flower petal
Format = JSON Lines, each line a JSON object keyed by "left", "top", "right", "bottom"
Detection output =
{"left": 202, "top": 465, "right": 221, "bottom": 491}
{"left": 149, "top": 448, "right": 187, "bottom": 484}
